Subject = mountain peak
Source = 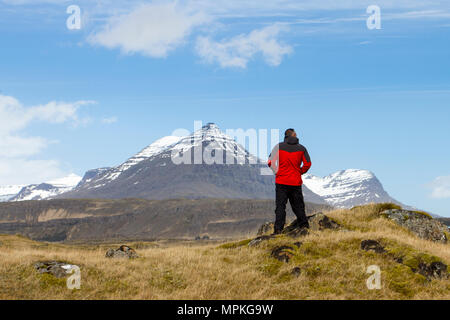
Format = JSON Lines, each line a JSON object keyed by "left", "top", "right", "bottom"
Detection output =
{"left": 201, "top": 122, "right": 219, "bottom": 130}
{"left": 47, "top": 173, "right": 82, "bottom": 188}
{"left": 303, "top": 169, "right": 398, "bottom": 208}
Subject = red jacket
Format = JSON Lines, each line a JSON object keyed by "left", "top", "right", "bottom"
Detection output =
{"left": 268, "top": 136, "right": 312, "bottom": 186}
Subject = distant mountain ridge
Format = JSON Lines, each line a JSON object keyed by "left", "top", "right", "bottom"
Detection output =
{"left": 302, "top": 169, "right": 404, "bottom": 208}
{"left": 59, "top": 123, "right": 305, "bottom": 201}
{"left": 0, "top": 185, "right": 25, "bottom": 202}
{"left": 7, "top": 174, "right": 82, "bottom": 202}
{"left": 1, "top": 123, "right": 411, "bottom": 211}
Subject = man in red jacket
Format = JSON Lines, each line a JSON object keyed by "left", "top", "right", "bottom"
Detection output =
{"left": 268, "top": 128, "right": 312, "bottom": 234}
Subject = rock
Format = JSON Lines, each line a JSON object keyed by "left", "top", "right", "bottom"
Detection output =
{"left": 282, "top": 220, "right": 309, "bottom": 238}
{"left": 257, "top": 222, "right": 274, "bottom": 236}
{"left": 105, "top": 245, "right": 139, "bottom": 259}
{"left": 255, "top": 213, "right": 339, "bottom": 239}
{"left": 308, "top": 212, "right": 341, "bottom": 231}
{"left": 282, "top": 220, "right": 302, "bottom": 233}
{"left": 248, "top": 235, "right": 274, "bottom": 247}
{"left": 34, "top": 261, "right": 76, "bottom": 278}
{"left": 271, "top": 245, "right": 294, "bottom": 263}
{"left": 293, "top": 241, "right": 302, "bottom": 248}
{"left": 382, "top": 209, "right": 448, "bottom": 243}
{"left": 361, "top": 240, "right": 386, "bottom": 254}
{"left": 281, "top": 213, "right": 339, "bottom": 238}
{"left": 284, "top": 227, "right": 309, "bottom": 238}
{"left": 417, "top": 262, "right": 448, "bottom": 280}
{"left": 291, "top": 267, "right": 301, "bottom": 277}
{"left": 195, "top": 235, "right": 210, "bottom": 240}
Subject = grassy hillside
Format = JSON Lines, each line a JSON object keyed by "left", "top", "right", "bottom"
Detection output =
{"left": 0, "top": 204, "right": 448, "bottom": 300}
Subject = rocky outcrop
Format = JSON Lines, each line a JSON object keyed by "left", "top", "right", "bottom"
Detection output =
{"left": 271, "top": 246, "right": 294, "bottom": 263}
{"left": 361, "top": 240, "right": 386, "bottom": 253}
{"left": 282, "top": 222, "right": 309, "bottom": 238}
{"left": 256, "top": 212, "right": 340, "bottom": 239}
{"left": 360, "top": 240, "right": 448, "bottom": 281}
{"left": 308, "top": 212, "right": 340, "bottom": 231}
{"left": 34, "top": 261, "right": 77, "bottom": 278}
{"left": 417, "top": 262, "right": 448, "bottom": 280}
{"left": 284, "top": 213, "right": 341, "bottom": 238}
{"left": 382, "top": 209, "right": 448, "bottom": 243}
{"left": 105, "top": 245, "right": 139, "bottom": 259}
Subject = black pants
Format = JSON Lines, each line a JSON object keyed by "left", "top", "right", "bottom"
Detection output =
{"left": 274, "top": 184, "right": 308, "bottom": 232}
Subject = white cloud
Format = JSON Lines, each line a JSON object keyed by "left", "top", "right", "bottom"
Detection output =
{"left": 196, "top": 24, "right": 292, "bottom": 68}
{"left": 101, "top": 116, "right": 118, "bottom": 124}
{"left": 0, "top": 158, "right": 65, "bottom": 186}
{"left": 429, "top": 175, "right": 450, "bottom": 199}
{"left": 0, "top": 135, "right": 47, "bottom": 158}
{"left": 0, "top": 94, "right": 95, "bottom": 185}
{"left": 88, "top": 2, "right": 210, "bottom": 58}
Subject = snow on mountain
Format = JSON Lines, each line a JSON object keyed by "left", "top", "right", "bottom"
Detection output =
{"left": 3, "top": 123, "right": 409, "bottom": 209}
{"left": 303, "top": 169, "right": 400, "bottom": 208}
{"left": 61, "top": 124, "right": 405, "bottom": 207}
{"left": 47, "top": 174, "right": 83, "bottom": 188}
{"left": 76, "top": 167, "right": 111, "bottom": 188}
{"left": 59, "top": 123, "right": 290, "bottom": 201}
{"left": 100, "top": 135, "right": 184, "bottom": 182}
{"left": 170, "top": 123, "right": 259, "bottom": 164}
{"left": 71, "top": 123, "right": 262, "bottom": 193}
{"left": 9, "top": 174, "right": 82, "bottom": 201}
{"left": 0, "top": 185, "right": 25, "bottom": 202}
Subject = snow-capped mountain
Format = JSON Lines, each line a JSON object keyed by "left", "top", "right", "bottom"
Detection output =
{"left": 99, "top": 136, "right": 183, "bottom": 183}
{"left": 303, "top": 169, "right": 401, "bottom": 208}
{"left": 59, "top": 123, "right": 328, "bottom": 202}
{"left": 75, "top": 167, "right": 111, "bottom": 188}
{"left": 0, "top": 185, "right": 25, "bottom": 202}
{"left": 2, "top": 123, "right": 408, "bottom": 208}
{"left": 58, "top": 123, "right": 407, "bottom": 207}
{"left": 9, "top": 174, "right": 82, "bottom": 201}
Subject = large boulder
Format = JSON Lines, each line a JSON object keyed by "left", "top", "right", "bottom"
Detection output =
{"left": 105, "top": 245, "right": 139, "bottom": 259}
{"left": 382, "top": 209, "right": 448, "bottom": 243}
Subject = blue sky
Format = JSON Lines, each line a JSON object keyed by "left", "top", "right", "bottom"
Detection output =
{"left": 0, "top": 0, "right": 449, "bottom": 216}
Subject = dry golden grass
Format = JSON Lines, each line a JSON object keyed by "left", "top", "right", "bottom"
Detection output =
{"left": 0, "top": 204, "right": 449, "bottom": 300}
